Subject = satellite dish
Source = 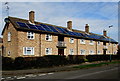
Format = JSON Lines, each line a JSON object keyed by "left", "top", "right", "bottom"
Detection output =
{"left": 4, "top": 18, "right": 10, "bottom": 23}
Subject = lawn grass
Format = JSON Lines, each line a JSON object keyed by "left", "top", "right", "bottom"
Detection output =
{"left": 73, "top": 61, "right": 120, "bottom": 69}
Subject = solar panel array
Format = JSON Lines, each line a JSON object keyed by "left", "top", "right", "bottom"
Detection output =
{"left": 16, "top": 22, "right": 117, "bottom": 43}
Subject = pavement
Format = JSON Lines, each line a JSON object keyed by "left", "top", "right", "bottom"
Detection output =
{"left": 2, "top": 60, "right": 114, "bottom": 77}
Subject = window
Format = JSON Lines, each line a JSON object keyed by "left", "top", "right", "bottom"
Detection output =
{"left": 27, "top": 32, "right": 34, "bottom": 39}
{"left": 80, "top": 39, "right": 85, "bottom": 44}
{"left": 89, "top": 40, "right": 94, "bottom": 45}
{"left": 69, "top": 49, "right": 74, "bottom": 55}
{"left": 114, "top": 51, "right": 116, "bottom": 54}
{"left": 45, "top": 48, "right": 52, "bottom": 55}
{"left": 8, "top": 32, "right": 11, "bottom": 41}
{"left": 23, "top": 47, "right": 34, "bottom": 55}
{"left": 89, "top": 50, "right": 94, "bottom": 55}
{"left": 98, "top": 41, "right": 100, "bottom": 45}
{"left": 46, "top": 34, "right": 52, "bottom": 41}
{"left": 114, "top": 44, "right": 116, "bottom": 47}
{"left": 70, "top": 38, "right": 74, "bottom": 43}
{"left": 8, "top": 51, "right": 10, "bottom": 56}
{"left": 108, "top": 51, "right": 110, "bottom": 53}
{"left": 80, "top": 49, "right": 86, "bottom": 55}
{"left": 98, "top": 50, "right": 101, "bottom": 54}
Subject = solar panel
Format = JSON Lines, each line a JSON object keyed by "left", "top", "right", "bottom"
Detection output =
{"left": 27, "top": 24, "right": 38, "bottom": 30}
{"left": 47, "top": 25, "right": 59, "bottom": 33}
{"left": 55, "top": 27, "right": 68, "bottom": 34}
{"left": 35, "top": 25, "right": 46, "bottom": 31}
{"left": 17, "top": 22, "right": 29, "bottom": 28}
{"left": 40, "top": 24, "right": 53, "bottom": 32}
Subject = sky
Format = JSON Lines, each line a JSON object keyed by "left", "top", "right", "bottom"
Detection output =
{"left": 0, "top": 0, "right": 119, "bottom": 42}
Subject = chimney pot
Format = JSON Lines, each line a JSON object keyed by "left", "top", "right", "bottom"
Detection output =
{"left": 29, "top": 11, "right": 35, "bottom": 23}
{"left": 67, "top": 21, "right": 72, "bottom": 30}
{"left": 85, "top": 24, "right": 89, "bottom": 33}
{"left": 103, "top": 30, "right": 107, "bottom": 36}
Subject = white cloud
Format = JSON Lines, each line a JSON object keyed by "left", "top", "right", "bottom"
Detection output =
{"left": 0, "top": 2, "right": 118, "bottom": 41}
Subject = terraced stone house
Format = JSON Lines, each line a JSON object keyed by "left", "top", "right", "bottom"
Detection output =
{"left": 1, "top": 11, "right": 118, "bottom": 58}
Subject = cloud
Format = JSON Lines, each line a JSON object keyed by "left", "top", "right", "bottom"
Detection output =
{"left": 0, "top": 2, "right": 118, "bottom": 41}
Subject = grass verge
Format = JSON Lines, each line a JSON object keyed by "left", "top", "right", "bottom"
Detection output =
{"left": 73, "top": 61, "right": 120, "bottom": 69}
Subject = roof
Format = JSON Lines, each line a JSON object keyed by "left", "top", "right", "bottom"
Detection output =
{"left": 2, "top": 16, "right": 118, "bottom": 44}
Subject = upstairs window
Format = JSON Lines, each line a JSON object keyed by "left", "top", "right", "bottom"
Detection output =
{"left": 46, "top": 34, "right": 52, "bottom": 41}
{"left": 89, "top": 40, "right": 94, "bottom": 45}
{"left": 69, "top": 49, "right": 74, "bottom": 55}
{"left": 23, "top": 47, "right": 34, "bottom": 55}
{"left": 45, "top": 48, "right": 52, "bottom": 55}
{"left": 80, "top": 39, "right": 85, "bottom": 44}
{"left": 8, "top": 32, "right": 11, "bottom": 41}
{"left": 27, "top": 32, "right": 34, "bottom": 39}
{"left": 70, "top": 38, "right": 74, "bottom": 43}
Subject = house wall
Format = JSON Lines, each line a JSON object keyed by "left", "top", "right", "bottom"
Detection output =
{"left": 64, "top": 37, "right": 77, "bottom": 56}
{"left": 40, "top": 34, "right": 58, "bottom": 56}
{"left": 96, "top": 41, "right": 104, "bottom": 55}
{"left": 3, "top": 23, "right": 18, "bottom": 58}
{"left": 2, "top": 23, "right": 118, "bottom": 58}
{"left": 17, "top": 31, "right": 40, "bottom": 57}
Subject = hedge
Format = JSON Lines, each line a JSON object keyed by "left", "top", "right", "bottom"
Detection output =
{"left": 67, "top": 55, "right": 85, "bottom": 64}
{"left": 2, "top": 55, "right": 120, "bottom": 70}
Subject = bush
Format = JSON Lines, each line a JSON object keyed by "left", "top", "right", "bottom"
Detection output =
{"left": 35, "top": 57, "right": 49, "bottom": 68}
{"left": 86, "top": 55, "right": 120, "bottom": 62}
{"left": 67, "top": 55, "right": 85, "bottom": 64}
{"left": 14, "top": 57, "right": 26, "bottom": 69}
{"left": 2, "top": 57, "right": 14, "bottom": 70}
{"left": 44, "top": 55, "right": 68, "bottom": 67}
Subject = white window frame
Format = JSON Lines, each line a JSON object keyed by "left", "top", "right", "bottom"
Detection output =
{"left": 45, "top": 34, "right": 52, "bottom": 41}
{"left": 89, "top": 40, "right": 94, "bottom": 45}
{"left": 69, "top": 49, "right": 74, "bottom": 55}
{"left": 27, "top": 32, "right": 34, "bottom": 40}
{"left": 23, "top": 47, "right": 34, "bottom": 55}
{"left": 114, "top": 44, "right": 116, "bottom": 47}
{"left": 80, "top": 39, "right": 85, "bottom": 44}
{"left": 80, "top": 49, "right": 86, "bottom": 55}
{"left": 45, "top": 48, "right": 52, "bottom": 55}
{"left": 8, "top": 32, "right": 11, "bottom": 41}
{"left": 89, "top": 50, "right": 94, "bottom": 55}
{"left": 70, "top": 38, "right": 74, "bottom": 43}
{"left": 98, "top": 50, "right": 101, "bottom": 54}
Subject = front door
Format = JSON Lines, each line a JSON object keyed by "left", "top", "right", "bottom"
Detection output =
{"left": 58, "top": 49, "right": 64, "bottom": 56}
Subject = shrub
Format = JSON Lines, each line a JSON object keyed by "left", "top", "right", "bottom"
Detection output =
{"left": 44, "top": 55, "right": 68, "bottom": 67}
{"left": 14, "top": 57, "right": 26, "bottom": 69}
{"left": 67, "top": 55, "right": 85, "bottom": 64}
{"left": 2, "top": 57, "right": 14, "bottom": 70}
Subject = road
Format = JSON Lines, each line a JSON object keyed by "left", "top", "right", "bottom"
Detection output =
{"left": 2, "top": 64, "right": 119, "bottom": 80}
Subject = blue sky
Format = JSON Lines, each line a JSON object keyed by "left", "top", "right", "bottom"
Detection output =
{"left": 0, "top": 1, "right": 119, "bottom": 41}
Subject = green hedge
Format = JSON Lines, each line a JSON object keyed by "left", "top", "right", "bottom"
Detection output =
{"left": 86, "top": 55, "right": 120, "bottom": 62}
{"left": 67, "top": 55, "right": 85, "bottom": 64}
{"left": 2, "top": 57, "right": 14, "bottom": 70}
{"left": 2, "top": 55, "right": 120, "bottom": 70}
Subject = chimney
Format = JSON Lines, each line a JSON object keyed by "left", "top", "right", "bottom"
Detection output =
{"left": 85, "top": 24, "right": 89, "bottom": 33}
{"left": 29, "top": 11, "right": 35, "bottom": 23}
{"left": 103, "top": 30, "right": 107, "bottom": 36}
{"left": 67, "top": 21, "right": 72, "bottom": 30}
